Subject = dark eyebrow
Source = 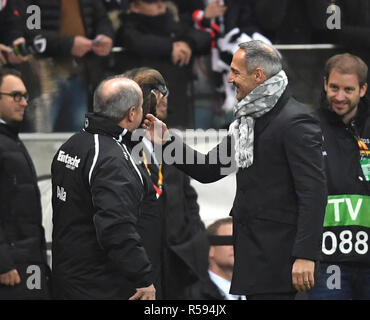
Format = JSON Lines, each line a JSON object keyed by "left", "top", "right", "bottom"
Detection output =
{"left": 10, "top": 90, "right": 27, "bottom": 94}
{"left": 328, "top": 83, "right": 355, "bottom": 90}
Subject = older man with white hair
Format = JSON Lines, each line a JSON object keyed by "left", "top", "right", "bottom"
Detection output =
{"left": 51, "top": 76, "right": 156, "bottom": 300}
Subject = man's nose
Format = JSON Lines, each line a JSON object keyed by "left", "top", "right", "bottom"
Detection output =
{"left": 20, "top": 97, "right": 28, "bottom": 107}
{"left": 227, "top": 72, "right": 233, "bottom": 83}
{"left": 334, "top": 89, "right": 346, "bottom": 101}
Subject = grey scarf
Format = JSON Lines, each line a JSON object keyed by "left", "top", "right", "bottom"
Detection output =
{"left": 229, "top": 70, "right": 288, "bottom": 169}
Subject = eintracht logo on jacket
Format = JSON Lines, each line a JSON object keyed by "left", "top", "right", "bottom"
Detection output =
{"left": 57, "top": 150, "right": 81, "bottom": 170}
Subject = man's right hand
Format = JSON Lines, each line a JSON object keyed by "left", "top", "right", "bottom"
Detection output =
{"left": 129, "top": 284, "right": 156, "bottom": 300}
{"left": 0, "top": 269, "right": 21, "bottom": 286}
{"left": 143, "top": 113, "right": 170, "bottom": 145}
{"left": 71, "top": 36, "right": 92, "bottom": 58}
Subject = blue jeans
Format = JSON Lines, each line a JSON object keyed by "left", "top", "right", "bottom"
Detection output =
{"left": 50, "top": 74, "right": 88, "bottom": 132}
{"left": 308, "top": 262, "right": 370, "bottom": 300}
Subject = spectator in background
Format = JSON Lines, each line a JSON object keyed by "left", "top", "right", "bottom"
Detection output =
{"left": 0, "top": 68, "right": 50, "bottom": 299}
{"left": 102, "top": 0, "right": 129, "bottom": 11}
{"left": 126, "top": 67, "right": 209, "bottom": 299}
{"left": 115, "top": 0, "right": 211, "bottom": 129}
{"left": 1, "top": 0, "right": 47, "bottom": 132}
{"left": 308, "top": 53, "right": 370, "bottom": 300}
{"left": 184, "top": 217, "right": 246, "bottom": 300}
{"left": 0, "top": 0, "right": 29, "bottom": 66}
{"left": 22, "top": 0, "right": 114, "bottom": 132}
{"left": 188, "top": 0, "right": 272, "bottom": 128}
{"left": 102, "top": 0, "right": 130, "bottom": 33}
{"left": 171, "top": 0, "right": 225, "bottom": 32}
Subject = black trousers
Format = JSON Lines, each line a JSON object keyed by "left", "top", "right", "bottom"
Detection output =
{"left": 246, "top": 292, "right": 297, "bottom": 300}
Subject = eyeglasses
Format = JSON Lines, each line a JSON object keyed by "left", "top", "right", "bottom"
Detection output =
{"left": 0, "top": 91, "right": 29, "bottom": 102}
{"left": 156, "top": 85, "right": 169, "bottom": 98}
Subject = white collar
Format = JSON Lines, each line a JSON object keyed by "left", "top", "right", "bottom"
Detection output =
{"left": 117, "top": 128, "right": 128, "bottom": 143}
{"left": 142, "top": 137, "right": 159, "bottom": 166}
{"left": 208, "top": 270, "right": 246, "bottom": 300}
{"left": 142, "top": 136, "right": 154, "bottom": 153}
{"left": 0, "top": 118, "right": 6, "bottom": 124}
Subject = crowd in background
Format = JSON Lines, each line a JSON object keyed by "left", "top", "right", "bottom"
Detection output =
{"left": 1, "top": 0, "right": 369, "bottom": 132}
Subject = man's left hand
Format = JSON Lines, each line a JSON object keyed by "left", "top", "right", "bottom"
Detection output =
{"left": 92, "top": 34, "right": 113, "bottom": 56}
{"left": 292, "top": 258, "right": 315, "bottom": 292}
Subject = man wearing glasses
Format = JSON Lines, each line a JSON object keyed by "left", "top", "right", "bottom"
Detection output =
{"left": 0, "top": 68, "right": 49, "bottom": 299}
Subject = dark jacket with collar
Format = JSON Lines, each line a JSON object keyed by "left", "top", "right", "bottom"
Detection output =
{"left": 0, "top": 122, "right": 49, "bottom": 299}
{"left": 51, "top": 113, "right": 154, "bottom": 299}
{"left": 139, "top": 141, "right": 209, "bottom": 299}
{"left": 172, "top": 88, "right": 328, "bottom": 295}
{"left": 318, "top": 96, "right": 370, "bottom": 265}
{"left": 182, "top": 275, "right": 226, "bottom": 300}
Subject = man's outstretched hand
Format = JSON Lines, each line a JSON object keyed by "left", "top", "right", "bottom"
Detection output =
{"left": 142, "top": 113, "right": 170, "bottom": 145}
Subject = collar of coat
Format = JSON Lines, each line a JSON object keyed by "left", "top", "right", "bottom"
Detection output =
{"left": 84, "top": 113, "right": 138, "bottom": 147}
{"left": 0, "top": 121, "right": 22, "bottom": 140}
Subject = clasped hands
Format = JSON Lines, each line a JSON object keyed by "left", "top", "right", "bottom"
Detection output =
{"left": 71, "top": 34, "right": 112, "bottom": 58}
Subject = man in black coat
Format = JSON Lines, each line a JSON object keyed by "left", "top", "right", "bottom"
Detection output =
{"left": 308, "top": 53, "right": 370, "bottom": 300}
{"left": 51, "top": 76, "right": 156, "bottom": 299}
{"left": 144, "top": 40, "right": 328, "bottom": 299}
{"left": 126, "top": 67, "right": 209, "bottom": 299}
{"left": 0, "top": 68, "right": 49, "bottom": 299}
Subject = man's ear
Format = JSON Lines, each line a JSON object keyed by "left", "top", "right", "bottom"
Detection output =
{"left": 128, "top": 106, "right": 136, "bottom": 122}
{"left": 324, "top": 77, "right": 328, "bottom": 92}
{"left": 209, "top": 246, "right": 215, "bottom": 260}
{"left": 255, "top": 68, "right": 266, "bottom": 85}
{"left": 360, "top": 82, "right": 368, "bottom": 97}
